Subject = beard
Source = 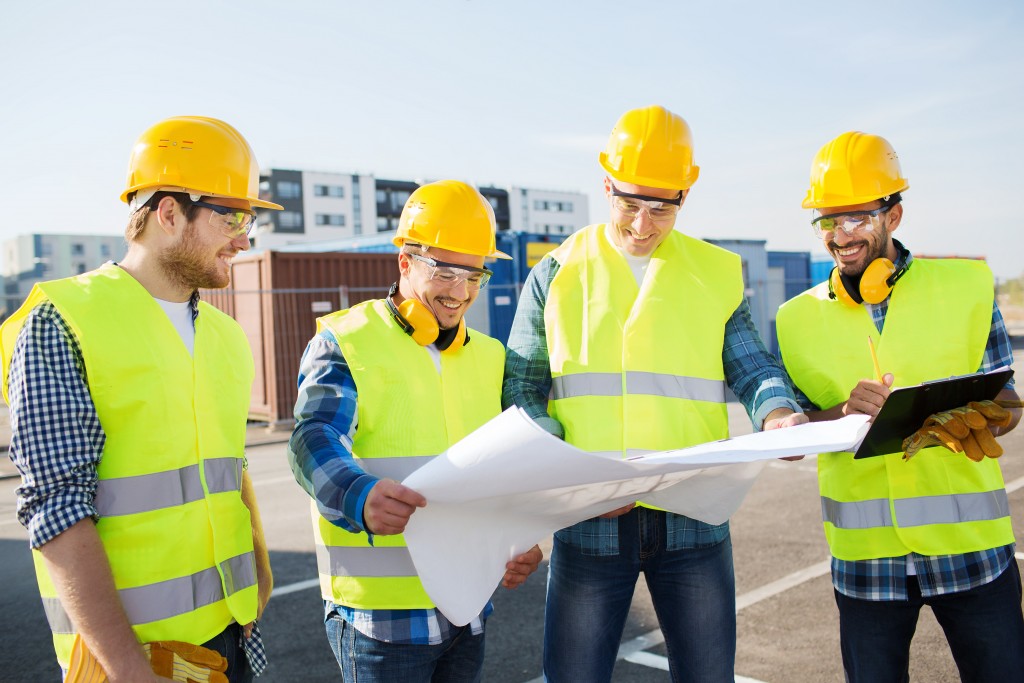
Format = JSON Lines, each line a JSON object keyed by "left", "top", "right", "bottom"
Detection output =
{"left": 831, "top": 225, "right": 890, "bottom": 277}
{"left": 159, "top": 221, "right": 230, "bottom": 292}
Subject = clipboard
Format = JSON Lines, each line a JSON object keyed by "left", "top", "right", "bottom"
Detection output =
{"left": 853, "top": 367, "right": 1014, "bottom": 459}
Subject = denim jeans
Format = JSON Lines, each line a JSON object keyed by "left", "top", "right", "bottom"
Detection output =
{"left": 325, "top": 613, "right": 485, "bottom": 683}
{"left": 543, "top": 507, "right": 736, "bottom": 683}
{"left": 200, "top": 622, "right": 252, "bottom": 683}
{"left": 835, "top": 560, "right": 1024, "bottom": 683}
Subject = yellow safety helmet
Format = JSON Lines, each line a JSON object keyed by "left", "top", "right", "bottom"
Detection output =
{"left": 599, "top": 105, "right": 700, "bottom": 191}
{"left": 120, "top": 116, "right": 283, "bottom": 210}
{"left": 393, "top": 180, "right": 511, "bottom": 259}
{"left": 802, "top": 131, "right": 909, "bottom": 209}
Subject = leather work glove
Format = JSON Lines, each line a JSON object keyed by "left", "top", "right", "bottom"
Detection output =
{"left": 145, "top": 641, "right": 229, "bottom": 683}
{"left": 65, "top": 634, "right": 229, "bottom": 683}
{"left": 903, "top": 401, "right": 1010, "bottom": 461}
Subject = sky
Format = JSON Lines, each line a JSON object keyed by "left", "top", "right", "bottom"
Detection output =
{"left": 1, "top": 0, "right": 1021, "bottom": 279}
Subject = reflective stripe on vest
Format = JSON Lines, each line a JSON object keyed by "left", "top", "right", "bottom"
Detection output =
{"left": 316, "top": 544, "right": 417, "bottom": 578}
{"left": 823, "top": 490, "right": 1010, "bottom": 530}
{"left": 40, "top": 551, "right": 256, "bottom": 632}
{"left": 313, "top": 299, "right": 504, "bottom": 609}
{"left": 96, "top": 458, "right": 242, "bottom": 517}
{"left": 777, "top": 259, "right": 1012, "bottom": 559}
{"left": 551, "top": 371, "right": 726, "bottom": 403}
{"left": 353, "top": 455, "right": 437, "bottom": 481}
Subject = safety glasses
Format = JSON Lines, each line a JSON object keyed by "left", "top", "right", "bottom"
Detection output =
{"left": 407, "top": 252, "right": 493, "bottom": 289}
{"left": 193, "top": 200, "right": 258, "bottom": 239}
{"left": 811, "top": 206, "right": 891, "bottom": 239}
{"left": 609, "top": 183, "right": 682, "bottom": 224}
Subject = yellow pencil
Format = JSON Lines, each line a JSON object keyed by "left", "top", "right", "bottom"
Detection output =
{"left": 867, "top": 335, "right": 883, "bottom": 382}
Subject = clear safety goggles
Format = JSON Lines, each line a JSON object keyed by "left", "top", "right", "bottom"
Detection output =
{"left": 811, "top": 206, "right": 890, "bottom": 239}
{"left": 609, "top": 184, "right": 682, "bottom": 223}
{"left": 407, "top": 252, "right": 493, "bottom": 289}
{"left": 192, "top": 200, "right": 258, "bottom": 239}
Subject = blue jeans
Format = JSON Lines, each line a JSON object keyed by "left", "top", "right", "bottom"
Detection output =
{"left": 325, "top": 614, "right": 485, "bottom": 683}
{"left": 199, "top": 623, "right": 252, "bottom": 683}
{"left": 543, "top": 507, "right": 736, "bottom": 683}
{"left": 835, "top": 560, "right": 1024, "bottom": 683}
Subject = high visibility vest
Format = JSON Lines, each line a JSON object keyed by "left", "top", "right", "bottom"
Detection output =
{"left": 544, "top": 225, "right": 742, "bottom": 508}
{"left": 314, "top": 299, "right": 504, "bottom": 609}
{"left": 777, "top": 258, "right": 1012, "bottom": 560}
{"left": 0, "top": 263, "right": 257, "bottom": 669}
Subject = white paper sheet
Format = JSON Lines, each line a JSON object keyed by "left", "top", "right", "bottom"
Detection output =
{"left": 402, "top": 408, "right": 870, "bottom": 625}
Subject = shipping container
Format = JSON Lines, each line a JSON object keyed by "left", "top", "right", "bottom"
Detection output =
{"left": 202, "top": 250, "right": 397, "bottom": 427}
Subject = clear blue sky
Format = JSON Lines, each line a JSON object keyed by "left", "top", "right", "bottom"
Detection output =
{"left": 2, "top": 0, "right": 1021, "bottom": 279}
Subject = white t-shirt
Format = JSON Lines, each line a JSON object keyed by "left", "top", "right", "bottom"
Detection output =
{"left": 155, "top": 298, "right": 195, "bottom": 356}
{"left": 620, "top": 250, "right": 652, "bottom": 287}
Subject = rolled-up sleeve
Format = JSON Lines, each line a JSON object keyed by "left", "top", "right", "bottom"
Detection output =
{"left": 8, "top": 303, "right": 105, "bottom": 549}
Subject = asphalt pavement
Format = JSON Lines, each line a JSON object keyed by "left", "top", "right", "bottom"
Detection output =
{"left": 2, "top": 346, "right": 1023, "bottom": 681}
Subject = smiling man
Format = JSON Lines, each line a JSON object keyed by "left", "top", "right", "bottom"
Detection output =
{"left": 0, "top": 116, "right": 279, "bottom": 681}
{"left": 776, "top": 131, "right": 1024, "bottom": 681}
{"left": 288, "top": 180, "right": 542, "bottom": 682}
{"left": 502, "top": 105, "right": 806, "bottom": 683}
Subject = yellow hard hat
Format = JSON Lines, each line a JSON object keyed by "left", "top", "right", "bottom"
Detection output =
{"left": 599, "top": 105, "right": 700, "bottom": 190}
{"left": 120, "top": 116, "right": 283, "bottom": 210}
{"left": 802, "top": 131, "right": 909, "bottom": 209}
{"left": 393, "top": 180, "right": 511, "bottom": 259}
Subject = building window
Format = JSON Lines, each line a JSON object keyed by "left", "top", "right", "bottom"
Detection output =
{"left": 100, "top": 243, "right": 111, "bottom": 257}
{"left": 41, "top": 242, "right": 53, "bottom": 256}
{"left": 314, "top": 184, "right": 345, "bottom": 198}
{"left": 75, "top": 262, "right": 88, "bottom": 274}
{"left": 315, "top": 213, "right": 346, "bottom": 226}
{"left": 71, "top": 243, "right": 85, "bottom": 256}
{"left": 534, "top": 200, "right": 547, "bottom": 211}
{"left": 277, "top": 211, "right": 303, "bottom": 229}
{"left": 377, "top": 217, "right": 391, "bottom": 232}
{"left": 277, "top": 181, "right": 302, "bottom": 199}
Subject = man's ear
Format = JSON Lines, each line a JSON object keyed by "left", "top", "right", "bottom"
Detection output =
{"left": 603, "top": 176, "right": 613, "bottom": 198}
{"left": 154, "top": 195, "right": 182, "bottom": 236}
{"left": 886, "top": 203, "right": 903, "bottom": 233}
{"left": 397, "top": 251, "right": 412, "bottom": 277}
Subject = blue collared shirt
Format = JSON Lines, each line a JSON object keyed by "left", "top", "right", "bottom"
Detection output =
{"left": 7, "top": 297, "right": 267, "bottom": 674}
{"left": 501, "top": 248, "right": 802, "bottom": 551}
{"left": 288, "top": 329, "right": 489, "bottom": 644}
{"left": 791, "top": 248, "right": 1017, "bottom": 600}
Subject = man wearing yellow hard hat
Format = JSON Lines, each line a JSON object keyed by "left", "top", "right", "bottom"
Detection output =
{"left": 0, "top": 116, "right": 279, "bottom": 681}
{"left": 503, "top": 105, "right": 807, "bottom": 682}
{"left": 288, "top": 179, "right": 543, "bottom": 681}
{"left": 776, "top": 131, "right": 1024, "bottom": 681}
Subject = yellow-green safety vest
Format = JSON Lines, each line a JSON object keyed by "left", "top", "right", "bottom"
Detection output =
{"left": 0, "top": 263, "right": 257, "bottom": 669}
{"left": 314, "top": 298, "right": 504, "bottom": 609}
{"left": 776, "top": 258, "right": 1011, "bottom": 560}
{"left": 545, "top": 225, "right": 742, "bottom": 508}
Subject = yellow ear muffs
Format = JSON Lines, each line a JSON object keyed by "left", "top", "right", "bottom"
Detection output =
{"left": 385, "top": 284, "right": 467, "bottom": 353}
{"left": 828, "top": 258, "right": 905, "bottom": 307}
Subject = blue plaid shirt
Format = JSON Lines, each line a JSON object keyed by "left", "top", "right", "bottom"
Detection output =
{"left": 502, "top": 245, "right": 802, "bottom": 551}
{"left": 288, "top": 328, "right": 489, "bottom": 645}
{"left": 7, "top": 297, "right": 267, "bottom": 675}
{"left": 791, "top": 247, "right": 1017, "bottom": 600}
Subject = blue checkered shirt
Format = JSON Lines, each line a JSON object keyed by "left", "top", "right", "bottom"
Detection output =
{"left": 7, "top": 298, "right": 267, "bottom": 675}
{"left": 791, "top": 248, "right": 1017, "bottom": 600}
{"left": 288, "top": 329, "right": 489, "bottom": 644}
{"left": 501, "top": 250, "right": 802, "bottom": 550}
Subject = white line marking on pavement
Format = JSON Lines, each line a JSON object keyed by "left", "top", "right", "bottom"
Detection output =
{"left": 623, "top": 650, "right": 670, "bottom": 671}
{"left": 1005, "top": 475, "right": 1024, "bottom": 494}
{"left": 736, "top": 559, "right": 832, "bottom": 611}
{"left": 271, "top": 578, "right": 320, "bottom": 597}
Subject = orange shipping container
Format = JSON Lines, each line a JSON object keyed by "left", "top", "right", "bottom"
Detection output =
{"left": 203, "top": 250, "right": 397, "bottom": 427}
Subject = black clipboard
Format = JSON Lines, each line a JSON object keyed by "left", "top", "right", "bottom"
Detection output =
{"left": 853, "top": 368, "right": 1014, "bottom": 459}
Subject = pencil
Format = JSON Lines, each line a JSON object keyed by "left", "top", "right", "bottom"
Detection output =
{"left": 867, "top": 335, "right": 883, "bottom": 382}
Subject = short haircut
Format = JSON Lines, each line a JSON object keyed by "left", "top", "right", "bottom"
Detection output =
{"left": 124, "top": 192, "right": 202, "bottom": 242}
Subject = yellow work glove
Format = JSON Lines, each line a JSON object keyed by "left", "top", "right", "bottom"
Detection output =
{"left": 145, "top": 640, "right": 229, "bottom": 683}
{"left": 65, "top": 634, "right": 229, "bottom": 683}
{"left": 903, "top": 402, "right": 1009, "bottom": 462}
